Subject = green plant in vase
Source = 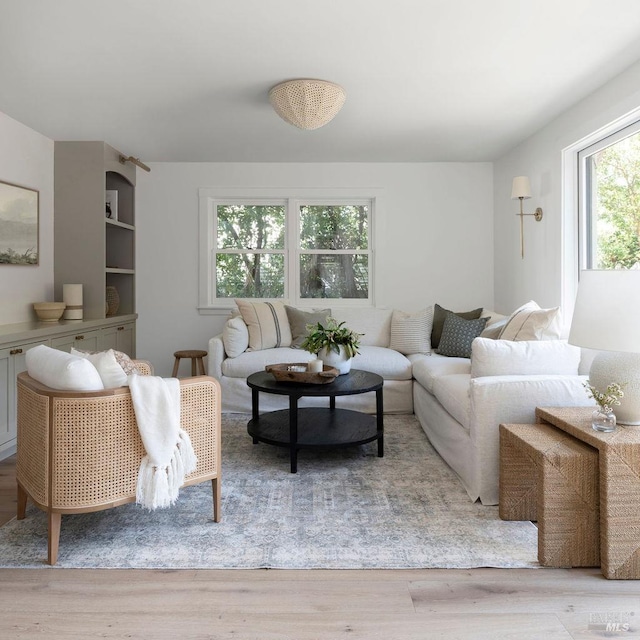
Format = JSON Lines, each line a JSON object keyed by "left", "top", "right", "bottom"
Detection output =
{"left": 301, "top": 317, "right": 363, "bottom": 375}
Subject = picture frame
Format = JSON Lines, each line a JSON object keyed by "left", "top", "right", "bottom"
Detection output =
{"left": 105, "top": 190, "right": 118, "bottom": 221}
{"left": 0, "top": 180, "right": 39, "bottom": 265}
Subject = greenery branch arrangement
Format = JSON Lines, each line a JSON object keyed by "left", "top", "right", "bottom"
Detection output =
{"left": 583, "top": 381, "right": 625, "bottom": 414}
{"left": 301, "top": 317, "right": 363, "bottom": 359}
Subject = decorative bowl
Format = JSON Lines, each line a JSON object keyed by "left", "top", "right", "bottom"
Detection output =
{"left": 266, "top": 363, "right": 339, "bottom": 384}
{"left": 33, "top": 302, "right": 66, "bottom": 322}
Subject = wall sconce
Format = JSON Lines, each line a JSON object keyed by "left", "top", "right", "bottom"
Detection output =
{"left": 511, "top": 176, "right": 543, "bottom": 258}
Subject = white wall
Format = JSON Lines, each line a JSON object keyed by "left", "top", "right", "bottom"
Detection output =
{"left": 0, "top": 112, "right": 54, "bottom": 324}
{"left": 493, "top": 58, "right": 640, "bottom": 317}
{"left": 136, "top": 163, "right": 494, "bottom": 375}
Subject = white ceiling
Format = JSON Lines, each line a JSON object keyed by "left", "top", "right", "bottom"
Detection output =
{"left": 2, "top": 0, "right": 640, "bottom": 163}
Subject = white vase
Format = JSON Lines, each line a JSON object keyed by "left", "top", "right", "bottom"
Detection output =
{"left": 319, "top": 345, "right": 352, "bottom": 375}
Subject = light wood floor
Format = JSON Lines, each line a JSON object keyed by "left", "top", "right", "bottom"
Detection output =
{"left": 1, "top": 455, "right": 639, "bottom": 640}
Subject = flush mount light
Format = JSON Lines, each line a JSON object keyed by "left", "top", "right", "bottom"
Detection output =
{"left": 269, "top": 79, "right": 346, "bottom": 130}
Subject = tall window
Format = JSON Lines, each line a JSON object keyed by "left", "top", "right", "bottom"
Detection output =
{"left": 200, "top": 194, "right": 373, "bottom": 307}
{"left": 579, "top": 121, "right": 640, "bottom": 270}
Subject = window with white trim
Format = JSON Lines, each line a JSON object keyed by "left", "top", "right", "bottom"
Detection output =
{"left": 199, "top": 194, "right": 374, "bottom": 307}
{"left": 578, "top": 120, "right": 640, "bottom": 270}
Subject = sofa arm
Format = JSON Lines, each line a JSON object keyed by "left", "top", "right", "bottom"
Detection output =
{"left": 207, "top": 334, "right": 225, "bottom": 380}
{"left": 469, "top": 374, "right": 594, "bottom": 504}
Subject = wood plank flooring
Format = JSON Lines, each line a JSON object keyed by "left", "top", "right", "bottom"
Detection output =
{"left": 1, "top": 454, "right": 639, "bottom": 639}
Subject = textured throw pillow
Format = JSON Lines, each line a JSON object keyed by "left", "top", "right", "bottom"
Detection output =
{"left": 26, "top": 344, "right": 105, "bottom": 391}
{"left": 285, "top": 306, "right": 332, "bottom": 349}
{"left": 389, "top": 308, "right": 433, "bottom": 355}
{"left": 222, "top": 315, "right": 250, "bottom": 357}
{"left": 498, "top": 300, "right": 562, "bottom": 341}
{"left": 430, "top": 304, "right": 483, "bottom": 350}
{"left": 235, "top": 299, "right": 292, "bottom": 351}
{"left": 470, "top": 337, "right": 581, "bottom": 378}
{"left": 437, "top": 314, "right": 488, "bottom": 358}
{"left": 71, "top": 347, "right": 129, "bottom": 388}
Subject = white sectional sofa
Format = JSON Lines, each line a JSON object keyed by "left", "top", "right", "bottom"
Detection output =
{"left": 208, "top": 302, "right": 595, "bottom": 505}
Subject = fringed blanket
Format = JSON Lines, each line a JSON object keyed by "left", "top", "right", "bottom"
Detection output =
{"left": 129, "top": 375, "right": 197, "bottom": 510}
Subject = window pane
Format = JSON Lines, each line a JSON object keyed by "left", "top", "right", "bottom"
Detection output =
{"left": 216, "top": 253, "right": 285, "bottom": 298}
{"left": 216, "top": 205, "right": 285, "bottom": 250}
{"left": 299, "top": 254, "right": 368, "bottom": 299}
{"left": 299, "top": 205, "right": 368, "bottom": 250}
{"left": 586, "top": 133, "right": 640, "bottom": 269}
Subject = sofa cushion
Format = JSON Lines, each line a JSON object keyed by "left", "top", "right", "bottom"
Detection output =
{"left": 26, "top": 344, "right": 104, "bottom": 391}
{"left": 431, "top": 304, "right": 483, "bottom": 350}
{"left": 332, "top": 308, "right": 392, "bottom": 347}
{"left": 351, "top": 346, "right": 412, "bottom": 380}
{"left": 285, "top": 305, "right": 331, "bottom": 349}
{"left": 437, "top": 314, "right": 488, "bottom": 358}
{"left": 389, "top": 308, "right": 433, "bottom": 355}
{"left": 222, "top": 315, "right": 250, "bottom": 358}
{"left": 498, "top": 300, "right": 562, "bottom": 341}
{"left": 411, "top": 354, "right": 471, "bottom": 393}
{"left": 70, "top": 347, "right": 128, "bottom": 387}
{"left": 432, "top": 374, "right": 471, "bottom": 430}
{"left": 222, "top": 347, "right": 314, "bottom": 378}
{"left": 235, "top": 299, "right": 293, "bottom": 350}
{"left": 470, "top": 338, "right": 581, "bottom": 378}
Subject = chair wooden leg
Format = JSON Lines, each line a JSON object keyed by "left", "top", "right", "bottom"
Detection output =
{"left": 196, "top": 357, "right": 206, "bottom": 376}
{"left": 212, "top": 477, "right": 221, "bottom": 522}
{"left": 48, "top": 512, "right": 62, "bottom": 565}
{"left": 171, "top": 357, "right": 180, "bottom": 377}
{"left": 17, "top": 483, "right": 27, "bottom": 519}
{"left": 191, "top": 357, "right": 197, "bottom": 376}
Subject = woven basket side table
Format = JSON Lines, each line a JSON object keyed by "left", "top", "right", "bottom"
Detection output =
{"left": 499, "top": 422, "right": 600, "bottom": 568}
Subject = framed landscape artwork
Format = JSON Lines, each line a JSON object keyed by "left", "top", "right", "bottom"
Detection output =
{"left": 0, "top": 180, "right": 39, "bottom": 265}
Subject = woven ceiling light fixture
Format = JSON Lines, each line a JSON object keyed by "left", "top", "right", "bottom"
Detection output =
{"left": 269, "top": 79, "right": 346, "bottom": 130}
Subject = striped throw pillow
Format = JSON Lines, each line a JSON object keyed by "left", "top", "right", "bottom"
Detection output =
{"left": 235, "top": 300, "right": 293, "bottom": 351}
{"left": 389, "top": 308, "right": 433, "bottom": 355}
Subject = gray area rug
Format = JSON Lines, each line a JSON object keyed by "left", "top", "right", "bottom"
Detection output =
{"left": 0, "top": 414, "right": 538, "bottom": 569}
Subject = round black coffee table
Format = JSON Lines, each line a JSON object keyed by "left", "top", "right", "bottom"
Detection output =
{"left": 247, "top": 369, "right": 384, "bottom": 473}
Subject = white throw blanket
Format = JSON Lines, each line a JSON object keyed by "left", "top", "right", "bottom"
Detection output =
{"left": 129, "top": 375, "right": 197, "bottom": 510}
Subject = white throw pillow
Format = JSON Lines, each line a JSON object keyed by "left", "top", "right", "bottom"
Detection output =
{"left": 235, "top": 299, "right": 292, "bottom": 351}
{"left": 222, "top": 315, "right": 250, "bottom": 358}
{"left": 498, "top": 300, "right": 562, "bottom": 341}
{"left": 26, "top": 344, "right": 105, "bottom": 391}
{"left": 389, "top": 308, "right": 433, "bottom": 355}
{"left": 71, "top": 347, "right": 128, "bottom": 388}
{"left": 470, "top": 337, "right": 581, "bottom": 378}
{"left": 479, "top": 308, "right": 508, "bottom": 339}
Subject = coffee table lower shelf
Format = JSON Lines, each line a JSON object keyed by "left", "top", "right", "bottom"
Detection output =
{"left": 248, "top": 407, "right": 383, "bottom": 472}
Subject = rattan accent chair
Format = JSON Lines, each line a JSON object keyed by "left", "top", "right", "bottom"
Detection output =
{"left": 16, "top": 365, "right": 222, "bottom": 565}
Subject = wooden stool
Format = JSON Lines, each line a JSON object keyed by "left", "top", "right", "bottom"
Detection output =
{"left": 172, "top": 349, "right": 207, "bottom": 377}
{"left": 499, "top": 422, "right": 600, "bottom": 568}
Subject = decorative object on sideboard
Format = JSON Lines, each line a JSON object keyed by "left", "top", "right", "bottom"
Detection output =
{"left": 511, "top": 176, "right": 543, "bottom": 259}
{"left": 105, "top": 190, "right": 118, "bottom": 221}
{"left": 33, "top": 302, "right": 66, "bottom": 322}
{"left": 569, "top": 269, "right": 640, "bottom": 426}
{"left": 301, "top": 317, "right": 362, "bottom": 375}
{"left": 0, "top": 180, "right": 39, "bottom": 265}
{"left": 62, "top": 283, "right": 83, "bottom": 320}
{"left": 269, "top": 79, "right": 346, "bottom": 130}
{"left": 106, "top": 285, "right": 120, "bottom": 317}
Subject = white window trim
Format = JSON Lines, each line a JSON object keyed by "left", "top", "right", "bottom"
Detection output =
{"left": 198, "top": 187, "right": 383, "bottom": 314}
{"left": 561, "top": 105, "right": 640, "bottom": 322}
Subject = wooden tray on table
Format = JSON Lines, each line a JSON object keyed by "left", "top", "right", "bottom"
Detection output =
{"left": 265, "top": 363, "right": 339, "bottom": 384}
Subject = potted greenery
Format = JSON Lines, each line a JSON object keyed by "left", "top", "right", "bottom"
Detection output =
{"left": 301, "top": 317, "right": 363, "bottom": 375}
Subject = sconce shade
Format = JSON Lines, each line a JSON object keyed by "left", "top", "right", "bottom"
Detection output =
{"left": 511, "top": 176, "right": 532, "bottom": 199}
{"left": 269, "top": 79, "right": 346, "bottom": 130}
{"left": 568, "top": 270, "right": 640, "bottom": 353}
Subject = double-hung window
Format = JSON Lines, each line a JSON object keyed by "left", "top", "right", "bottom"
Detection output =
{"left": 199, "top": 192, "right": 374, "bottom": 308}
{"left": 578, "top": 120, "right": 640, "bottom": 270}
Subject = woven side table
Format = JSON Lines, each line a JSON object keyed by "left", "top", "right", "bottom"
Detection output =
{"left": 500, "top": 423, "right": 600, "bottom": 568}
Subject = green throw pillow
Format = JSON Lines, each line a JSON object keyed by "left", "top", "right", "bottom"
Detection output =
{"left": 437, "top": 313, "right": 488, "bottom": 358}
{"left": 430, "top": 304, "right": 483, "bottom": 349}
{"left": 285, "top": 306, "right": 332, "bottom": 349}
